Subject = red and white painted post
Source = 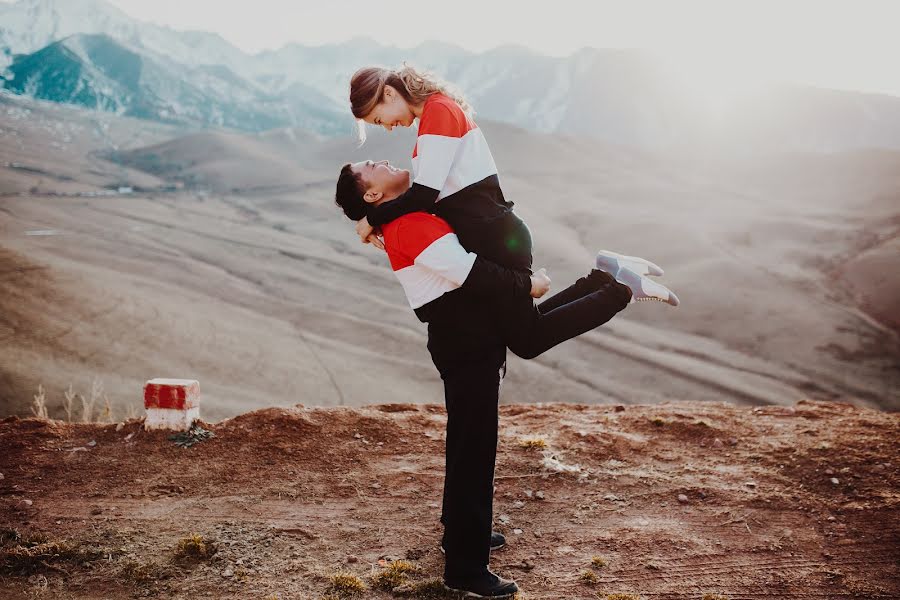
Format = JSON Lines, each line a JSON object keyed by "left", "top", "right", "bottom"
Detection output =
{"left": 143, "top": 378, "right": 200, "bottom": 430}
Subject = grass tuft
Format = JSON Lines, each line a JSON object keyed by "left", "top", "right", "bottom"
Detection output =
{"left": 370, "top": 559, "right": 420, "bottom": 590}
{"left": 519, "top": 437, "right": 548, "bottom": 450}
{"left": 173, "top": 533, "right": 218, "bottom": 562}
{"left": 590, "top": 555, "right": 607, "bottom": 568}
{"left": 327, "top": 571, "right": 367, "bottom": 595}
{"left": 580, "top": 569, "right": 600, "bottom": 584}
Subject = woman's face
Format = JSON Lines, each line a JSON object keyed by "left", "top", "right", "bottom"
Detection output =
{"left": 362, "top": 85, "right": 416, "bottom": 132}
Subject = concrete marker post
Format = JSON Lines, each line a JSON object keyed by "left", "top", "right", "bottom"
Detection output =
{"left": 143, "top": 378, "right": 200, "bottom": 430}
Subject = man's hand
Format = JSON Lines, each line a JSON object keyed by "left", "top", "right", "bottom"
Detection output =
{"left": 366, "top": 233, "right": 385, "bottom": 250}
{"left": 530, "top": 267, "right": 551, "bottom": 298}
{"left": 356, "top": 217, "right": 374, "bottom": 243}
{"left": 356, "top": 217, "right": 384, "bottom": 250}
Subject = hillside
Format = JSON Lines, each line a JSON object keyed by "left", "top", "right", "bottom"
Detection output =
{"left": 0, "top": 399, "right": 898, "bottom": 599}
{"left": 2, "top": 95, "right": 899, "bottom": 419}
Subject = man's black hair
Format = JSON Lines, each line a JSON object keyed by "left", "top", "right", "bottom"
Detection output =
{"left": 334, "top": 163, "right": 368, "bottom": 221}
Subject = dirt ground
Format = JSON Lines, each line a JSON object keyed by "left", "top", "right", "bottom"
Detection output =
{"left": 0, "top": 398, "right": 898, "bottom": 599}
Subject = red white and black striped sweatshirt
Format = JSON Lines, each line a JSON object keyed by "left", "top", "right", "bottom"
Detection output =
{"left": 381, "top": 211, "right": 531, "bottom": 323}
{"left": 367, "top": 92, "right": 533, "bottom": 273}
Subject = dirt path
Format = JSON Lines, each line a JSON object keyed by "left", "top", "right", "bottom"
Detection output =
{"left": 1, "top": 399, "right": 898, "bottom": 599}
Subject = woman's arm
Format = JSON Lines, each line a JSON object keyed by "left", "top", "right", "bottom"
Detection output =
{"left": 366, "top": 183, "right": 441, "bottom": 228}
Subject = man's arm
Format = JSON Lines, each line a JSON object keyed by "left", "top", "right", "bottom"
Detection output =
{"left": 403, "top": 221, "right": 533, "bottom": 300}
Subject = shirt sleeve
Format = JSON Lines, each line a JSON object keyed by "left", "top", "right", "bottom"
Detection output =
{"left": 367, "top": 103, "right": 464, "bottom": 228}
{"left": 399, "top": 219, "right": 531, "bottom": 299}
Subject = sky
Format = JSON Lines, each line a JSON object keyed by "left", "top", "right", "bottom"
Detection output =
{"left": 4, "top": 0, "right": 900, "bottom": 97}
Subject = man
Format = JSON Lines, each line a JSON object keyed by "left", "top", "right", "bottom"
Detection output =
{"left": 334, "top": 159, "right": 657, "bottom": 598}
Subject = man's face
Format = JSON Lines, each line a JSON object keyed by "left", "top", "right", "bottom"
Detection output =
{"left": 351, "top": 160, "right": 410, "bottom": 201}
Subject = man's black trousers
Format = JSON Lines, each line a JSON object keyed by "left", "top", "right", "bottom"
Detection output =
{"left": 428, "top": 268, "right": 630, "bottom": 579}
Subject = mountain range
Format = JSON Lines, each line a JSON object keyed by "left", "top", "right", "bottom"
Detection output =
{"left": 3, "top": 0, "right": 900, "bottom": 151}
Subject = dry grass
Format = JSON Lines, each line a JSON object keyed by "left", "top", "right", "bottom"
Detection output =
{"left": 119, "top": 558, "right": 178, "bottom": 584}
{"left": 370, "top": 559, "right": 420, "bottom": 590}
{"left": 579, "top": 569, "right": 600, "bottom": 584}
{"left": 172, "top": 533, "right": 218, "bottom": 562}
{"left": 0, "top": 537, "right": 105, "bottom": 576}
{"left": 27, "top": 377, "right": 138, "bottom": 423}
{"left": 591, "top": 556, "right": 608, "bottom": 568}
{"left": 30, "top": 384, "right": 48, "bottom": 419}
{"left": 391, "top": 576, "right": 452, "bottom": 597}
{"left": 518, "top": 437, "right": 548, "bottom": 450}
{"left": 326, "top": 571, "right": 367, "bottom": 595}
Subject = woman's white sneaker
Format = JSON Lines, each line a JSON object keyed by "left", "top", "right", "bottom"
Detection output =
{"left": 616, "top": 266, "right": 680, "bottom": 306}
{"left": 596, "top": 249, "right": 664, "bottom": 277}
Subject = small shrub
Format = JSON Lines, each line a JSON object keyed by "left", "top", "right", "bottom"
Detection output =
{"left": 591, "top": 555, "right": 607, "bottom": 568}
{"left": 702, "top": 595, "right": 729, "bottom": 600}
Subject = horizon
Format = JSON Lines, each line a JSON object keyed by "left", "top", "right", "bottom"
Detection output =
{"left": 1, "top": 0, "right": 899, "bottom": 98}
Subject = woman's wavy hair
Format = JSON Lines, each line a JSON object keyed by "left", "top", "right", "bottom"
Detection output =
{"left": 349, "top": 61, "right": 473, "bottom": 145}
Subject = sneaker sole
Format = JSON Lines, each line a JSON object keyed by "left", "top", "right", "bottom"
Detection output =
{"left": 443, "top": 583, "right": 517, "bottom": 598}
{"left": 596, "top": 250, "right": 665, "bottom": 277}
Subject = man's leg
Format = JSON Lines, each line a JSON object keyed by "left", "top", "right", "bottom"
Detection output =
{"left": 430, "top": 329, "right": 506, "bottom": 580}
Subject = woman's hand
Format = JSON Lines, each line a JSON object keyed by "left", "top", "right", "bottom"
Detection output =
{"left": 530, "top": 268, "right": 551, "bottom": 298}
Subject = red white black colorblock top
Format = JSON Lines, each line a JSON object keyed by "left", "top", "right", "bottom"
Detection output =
{"left": 380, "top": 212, "right": 532, "bottom": 322}
{"left": 367, "top": 92, "right": 534, "bottom": 274}
{"left": 409, "top": 92, "right": 498, "bottom": 199}
{"left": 383, "top": 212, "right": 476, "bottom": 309}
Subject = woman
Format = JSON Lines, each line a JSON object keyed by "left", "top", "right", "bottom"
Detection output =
{"left": 348, "top": 64, "right": 678, "bottom": 334}
{"left": 349, "top": 63, "right": 676, "bottom": 303}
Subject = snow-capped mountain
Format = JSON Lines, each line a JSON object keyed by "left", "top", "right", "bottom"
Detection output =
{"left": 2, "top": 33, "right": 349, "bottom": 133}
{"left": 0, "top": 0, "right": 254, "bottom": 73}
{"left": 3, "top": 0, "right": 900, "bottom": 151}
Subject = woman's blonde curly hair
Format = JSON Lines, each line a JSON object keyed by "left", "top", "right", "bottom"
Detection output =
{"left": 349, "top": 61, "right": 473, "bottom": 145}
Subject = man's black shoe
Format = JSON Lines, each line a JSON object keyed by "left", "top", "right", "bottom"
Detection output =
{"left": 440, "top": 530, "right": 506, "bottom": 554}
{"left": 443, "top": 568, "right": 519, "bottom": 598}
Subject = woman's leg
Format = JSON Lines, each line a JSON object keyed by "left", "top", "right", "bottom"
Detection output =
{"left": 536, "top": 268, "right": 615, "bottom": 314}
{"left": 499, "top": 269, "right": 633, "bottom": 359}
